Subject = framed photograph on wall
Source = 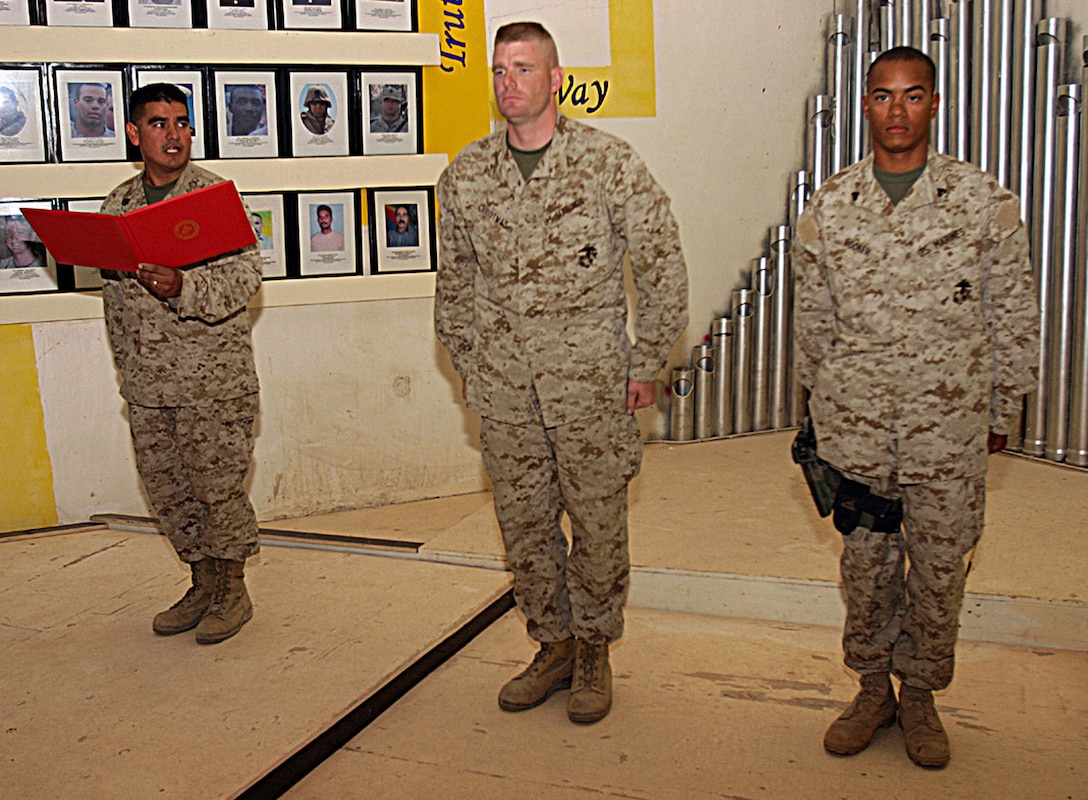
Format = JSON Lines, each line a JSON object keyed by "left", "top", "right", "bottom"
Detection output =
{"left": 242, "top": 192, "right": 289, "bottom": 279}
{"left": 277, "top": 0, "right": 343, "bottom": 30}
{"left": 0, "top": 0, "right": 35, "bottom": 26}
{"left": 358, "top": 68, "right": 420, "bottom": 155}
{"left": 353, "top": 0, "right": 413, "bottom": 31}
{"left": 205, "top": 0, "right": 271, "bottom": 29}
{"left": 60, "top": 198, "right": 106, "bottom": 290}
{"left": 296, "top": 190, "right": 362, "bottom": 276}
{"left": 2, "top": 200, "right": 60, "bottom": 295}
{"left": 44, "top": 0, "right": 114, "bottom": 26}
{"left": 52, "top": 67, "right": 127, "bottom": 162}
{"left": 0, "top": 65, "right": 50, "bottom": 164}
{"left": 367, "top": 186, "right": 434, "bottom": 274}
{"left": 126, "top": 0, "right": 194, "bottom": 28}
{"left": 212, "top": 69, "right": 279, "bottom": 159}
{"left": 132, "top": 67, "right": 208, "bottom": 160}
{"left": 287, "top": 70, "right": 350, "bottom": 157}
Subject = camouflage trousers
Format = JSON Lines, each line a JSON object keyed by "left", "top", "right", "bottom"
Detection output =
{"left": 480, "top": 410, "right": 643, "bottom": 645}
{"left": 839, "top": 473, "right": 985, "bottom": 691}
{"left": 127, "top": 394, "right": 260, "bottom": 563}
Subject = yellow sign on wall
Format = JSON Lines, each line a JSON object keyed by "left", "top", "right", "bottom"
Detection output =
{"left": 422, "top": 0, "right": 657, "bottom": 161}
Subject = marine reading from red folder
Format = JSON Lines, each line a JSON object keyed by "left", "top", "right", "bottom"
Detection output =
{"left": 22, "top": 181, "right": 257, "bottom": 273}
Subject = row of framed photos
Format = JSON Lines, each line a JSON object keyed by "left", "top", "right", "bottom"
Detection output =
{"left": 1, "top": 0, "right": 416, "bottom": 31}
{"left": 0, "top": 63, "right": 422, "bottom": 163}
{"left": 0, "top": 186, "right": 436, "bottom": 296}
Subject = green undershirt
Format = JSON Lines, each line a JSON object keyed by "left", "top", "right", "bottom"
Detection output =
{"left": 143, "top": 178, "right": 178, "bottom": 206}
{"left": 874, "top": 163, "right": 926, "bottom": 206}
{"left": 508, "top": 138, "right": 553, "bottom": 180}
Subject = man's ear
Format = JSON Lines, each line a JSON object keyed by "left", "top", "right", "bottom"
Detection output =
{"left": 125, "top": 121, "right": 140, "bottom": 147}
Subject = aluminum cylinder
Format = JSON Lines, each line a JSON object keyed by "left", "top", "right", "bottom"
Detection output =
{"left": 732, "top": 289, "right": 754, "bottom": 434}
{"left": 1024, "top": 17, "right": 1070, "bottom": 457}
{"left": 789, "top": 170, "right": 811, "bottom": 232}
{"left": 807, "top": 95, "right": 833, "bottom": 193}
{"left": 951, "top": 0, "right": 972, "bottom": 162}
{"left": 827, "top": 13, "right": 852, "bottom": 178}
{"left": 880, "top": 1, "right": 895, "bottom": 52}
{"left": 1011, "top": 0, "right": 1042, "bottom": 227}
{"left": 1070, "top": 39, "right": 1088, "bottom": 467}
{"left": 1045, "top": 84, "right": 1082, "bottom": 462}
{"left": 769, "top": 226, "right": 793, "bottom": 429}
{"left": 849, "top": 0, "right": 871, "bottom": 166}
{"left": 750, "top": 258, "right": 774, "bottom": 432}
{"left": 972, "top": 0, "right": 996, "bottom": 174}
{"left": 692, "top": 344, "right": 715, "bottom": 440}
{"left": 932, "top": 17, "right": 952, "bottom": 155}
{"left": 896, "top": 0, "right": 913, "bottom": 48}
{"left": 991, "top": 0, "right": 1016, "bottom": 187}
{"left": 914, "top": 0, "right": 933, "bottom": 56}
{"left": 669, "top": 367, "right": 695, "bottom": 442}
{"left": 711, "top": 317, "right": 734, "bottom": 438}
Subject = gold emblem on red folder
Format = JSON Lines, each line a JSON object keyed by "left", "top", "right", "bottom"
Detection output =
{"left": 175, "top": 220, "right": 200, "bottom": 240}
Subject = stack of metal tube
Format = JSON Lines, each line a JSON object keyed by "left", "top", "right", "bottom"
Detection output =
{"left": 668, "top": 2, "right": 1088, "bottom": 468}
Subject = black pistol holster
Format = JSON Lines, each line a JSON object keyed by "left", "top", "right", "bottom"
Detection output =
{"left": 791, "top": 415, "right": 840, "bottom": 518}
{"left": 792, "top": 415, "right": 903, "bottom": 534}
{"left": 831, "top": 477, "right": 904, "bottom": 534}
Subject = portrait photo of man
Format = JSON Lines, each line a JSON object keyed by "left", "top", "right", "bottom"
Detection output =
{"left": 299, "top": 85, "right": 335, "bottom": 135}
{"left": 369, "top": 84, "right": 407, "bottom": 133}
{"left": 0, "top": 86, "right": 28, "bottom": 137}
{"left": 0, "top": 216, "right": 47, "bottom": 269}
{"left": 310, "top": 203, "right": 344, "bottom": 252}
{"left": 226, "top": 84, "right": 267, "bottom": 136}
{"left": 251, "top": 211, "right": 273, "bottom": 250}
{"left": 385, "top": 204, "right": 418, "bottom": 248}
{"left": 68, "top": 82, "right": 115, "bottom": 138}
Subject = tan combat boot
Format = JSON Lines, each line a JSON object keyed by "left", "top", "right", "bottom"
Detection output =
{"left": 498, "top": 639, "right": 575, "bottom": 711}
{"left": 194, "top": 558, "right": 253, "bottom": 644}
{"left": 153, "top": 558, "right": 215, "bottom": 635}
{"left": 824, "top": 672, "right": 897, "bottom": 755}
{"left": 567, "top": 639, "right": 612, "bottom": 724}
{"left": 898, "top": 685, "right": 950, "bottom": 768}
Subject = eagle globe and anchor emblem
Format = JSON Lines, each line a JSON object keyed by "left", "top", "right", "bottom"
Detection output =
{"left": 174, "top": 219, "right": 200, "bottom": 240}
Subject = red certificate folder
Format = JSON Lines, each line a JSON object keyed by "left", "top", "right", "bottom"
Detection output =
{"left": 22, "top": 181, "right": 257, "bottom": 273}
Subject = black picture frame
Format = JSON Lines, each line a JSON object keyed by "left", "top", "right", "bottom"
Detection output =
{"left": 296, "top": 189, "right": 363, "bottom": 276}
{"left": 51, "top": 65, "right": 128, "bottom": 163}
{"left": 357, "top": 66, "right": 421, "bottom": 155}
{"left": 0, "top": 64, "right": 52, "bottom": 164}
{"left": 2, "top": 199, "right": 61, "bottom": 296}
{"left": 131, "top": 66, "right": 210, "bottom": 160}
{"left": 211, "top": 67, "right": 281, "bottom": 158}
{"left": 367, "top": 185, "right": 435, "bottom": 274}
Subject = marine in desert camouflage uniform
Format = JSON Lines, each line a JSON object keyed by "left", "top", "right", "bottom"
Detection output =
{"left": 101, "top": 83, "right": 262, "bottom": 645}
{"left": 435, "top": 22, "right": 688, "bottom": 724}
{"left": 794, "top": 48, "right": 1038, "bottom": 767}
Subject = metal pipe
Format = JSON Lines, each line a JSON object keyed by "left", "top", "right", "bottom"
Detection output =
{"left": 769, "top": 226, "right": 793, "bottom": 429}
{"left": 711, "top": 317, "right": 734, "bottom": 438}
{"left": 750, "top": 257, "right": 774, "bottom": 432}
{"left": 850, "top": 0, "right": 871, "bottom": 165}
{"left": 880, "top": 1, "right": 896, "bottom": 52}
{"left": 732, "top": 288, "right": 754, "bottom": 434}
{"left": 828, "top": 13, "right": 852, "bottom": 178}
{"left": 932, "top": 16, "right": 952, "bottom": 154}
{"left": 992, "top": 0, "right": 1016, "bottom": 187}
{"left": 1045, "top": 83, "right": 1082, "bottom": 462}
{"left": 897, "top": 0, "right": 913, "bottom": 48}
{"left": 669, "top": 367, "right": 694, "bottom": 442}
{"left": 914, "top": 0, "right": 934, "bottom": 55}
{"left": 972, "top": 0, "right": 995, "bottom": 173}
{"left": 1070, "top": 39, "right": 1088, "bottom": 467}
{"left": 692, "top": 343, "right": 715, "bottom": 440}
{"left": 951, "top": 0, "right": 972, "bottom": 161}
{"left": 789, "top": 170, "right": 811, "bottom": 233}
{"left": 1011, "top": 0, "right": 1042, "bottom": 228}
{"left": 807, "top": 95, "right": 833, "bottom": 193}
{"left": 1024, "top": 17, "right": 1069, "bottom": 457}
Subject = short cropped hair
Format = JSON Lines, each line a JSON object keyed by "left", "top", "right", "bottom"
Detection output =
{"left": 129, "top": 82, "right": 188, "bottom": 122}
{"left": 494, "top": 21, "right": 559, "bottom": 69}
{"left": 316, "top": 204, "right": 333, "bottom": 217}
{"left": 867, "top": 46, "right": 937, "bottom": 93}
